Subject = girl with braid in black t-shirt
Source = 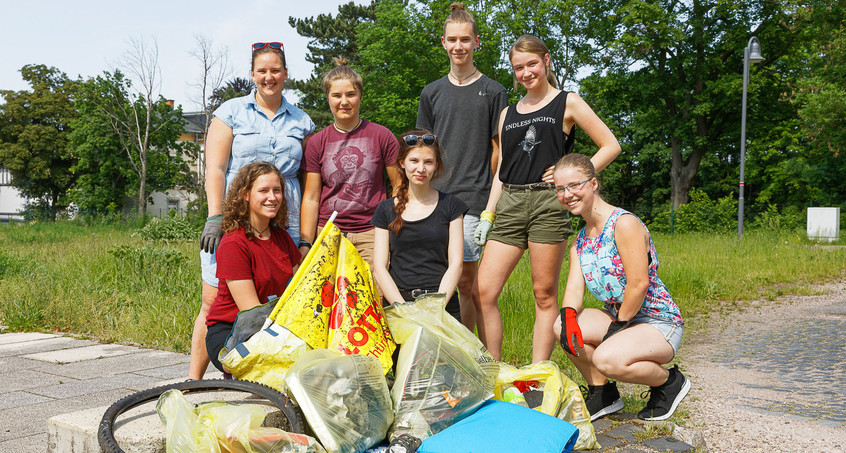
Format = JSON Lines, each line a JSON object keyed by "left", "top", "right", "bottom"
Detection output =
{"left": 371, "top": 131, "right": 468, "bottom": 321}
{"left": 473, "top": 35, "right": 621, "bottom": 362}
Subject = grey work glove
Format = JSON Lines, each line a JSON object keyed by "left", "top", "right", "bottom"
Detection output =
{"left": 200, "top": 213, "right": 224, "bottom": 254}
{"left": 473, "top": 219, "right": 493, "bottom": 246}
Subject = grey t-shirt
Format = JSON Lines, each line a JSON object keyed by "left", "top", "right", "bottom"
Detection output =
{"left": 416, "top": 75, "right": 508, "bottom": 216}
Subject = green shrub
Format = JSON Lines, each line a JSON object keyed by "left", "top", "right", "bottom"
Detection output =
{"left": 648, "top": 189, "right": 737, "bottom": 233}
{"left": 751, "top": 204, "right": 804, "bottom": 232}
{"left": 133, "top": 211, "right": 200, "bottom": 242}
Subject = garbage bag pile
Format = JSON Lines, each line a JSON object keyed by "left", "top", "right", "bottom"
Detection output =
{"left": 171, "top": 221, "right": 598, "bottom": 452}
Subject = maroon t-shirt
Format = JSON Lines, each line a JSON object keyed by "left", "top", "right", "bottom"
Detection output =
{"left": 206, "top": 226, "right": 301, "bottom": 325}
{"left": 302, "top": 120, "right": 399, "bottom": 233}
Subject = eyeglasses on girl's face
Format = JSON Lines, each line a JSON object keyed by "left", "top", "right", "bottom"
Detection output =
{"left": 555, "top": 178, "right": 593, "bottom": 195}
{"left": 403, "top": 134, "right": 436, "bottom": 146}
{"left": 252, "top": 42, "right": 284, "bottom": 52}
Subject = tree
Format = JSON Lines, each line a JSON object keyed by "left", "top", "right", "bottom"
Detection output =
{"left": 578, "top": 0, "right": 836, "bottom": 209}
{"left": 0, "top": 65, "right": 78, "bottom": 218}
{"left": 93, "top": 36, "right": 186, "bottom": 215}
{"left": 288, "top": 1, "right": 377, "bottom": 127}
{"left": 71, "top": 67, "right": 188, "bottom": 215}
{"left": 187, "top": 35, "right": 231, "bottom": 205}
{"left": 209, "top": 77, "right": 253, "bottom": 112}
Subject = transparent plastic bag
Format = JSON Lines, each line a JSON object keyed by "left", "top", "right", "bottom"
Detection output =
{"left": 385, "top": 295, "right": 497, "bottom": 441}
{"left": 285, "top": 349, "right": 393, "bottom": 453}
{"left": 156, "top": 389, "right": 326, "bottom": 453}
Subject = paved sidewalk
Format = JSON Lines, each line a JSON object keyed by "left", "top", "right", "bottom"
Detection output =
{"left": 0, "top": 331, "right": 699, "bottom": 452}
{"left": 0, "top": 332, "right": 223, "bottom": 451}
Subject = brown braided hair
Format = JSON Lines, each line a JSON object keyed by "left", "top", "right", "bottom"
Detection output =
{"left": 388, "top": 130, "right": 444, "bottom": 234}
{"left": 221, "top": 162, "right": 289, "bottom": 239}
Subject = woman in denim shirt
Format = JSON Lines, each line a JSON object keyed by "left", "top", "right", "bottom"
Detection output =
{"left": 190, "top": 42, "right": 315, "bottom": 380}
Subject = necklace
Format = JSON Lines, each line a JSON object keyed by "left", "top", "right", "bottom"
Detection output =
{"left": 249, "top": 223, "right": 270, "bottom": 239}
{"left": 333, "top": 118, "right": 362, "bottom": 134}
{"left": 449, "top": 68, "right": 478, "bottom": 85}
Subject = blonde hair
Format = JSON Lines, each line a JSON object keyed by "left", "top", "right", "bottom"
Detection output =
{"left": 443, "top": 3, "right": 478, "bottom": 36}
{"left": 509, "top": 35, "right": 557, "bottom": 90}
{"left": 321, "top": 57, "right": 363, "bottom": 96}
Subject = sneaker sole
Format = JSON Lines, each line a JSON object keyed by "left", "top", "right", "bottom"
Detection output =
{"left": 640, "top": 376, "right": 691, "bottom": 421}
{"left": 589, "top": 398, "right": 624, "bottom": 421}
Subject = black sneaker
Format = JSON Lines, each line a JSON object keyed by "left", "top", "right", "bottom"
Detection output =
{"left": 581, "top": 381, "right": 624, "bottom": 421}
{"left": 388, "top": 434, "right": 422, "bottom": 453}
{"left": 637, "top": 365, "right": 691, "bottom": 421}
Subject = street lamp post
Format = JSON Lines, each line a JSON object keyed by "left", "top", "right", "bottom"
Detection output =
{"left": 738, "top": 36, "right": 764, "bottom": 240}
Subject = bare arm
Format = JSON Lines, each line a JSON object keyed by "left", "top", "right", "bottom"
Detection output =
{"left": 613, "top": 215, "right": 650, "bottom": 321}
{"left": 489, "top": 136, "right": 500, "bottom": 179}
{"left": 299, "top": 171, "right": 322, "bottom": 257}
{"left": 386, "top": 166, "right": 402, "bottom": 197}
{"left": 437, "top": 216, "right": 465, "bottom": 301}
{"left": 564, "top": 92, "right": 621, "bottom": 172}
{"left": 372, "top": 227, "right": 405, "bottom": 304}
{"left": 205, "top": 118, "right": 234, "bottom": 216}
{"left": 225, "top": 279, "right": 262, "bottom": 312}
{"left": 483, "top": 108, "right": 508, "bottom": 213}
{"left": 561, "top": 241, "right": 587, "bottom": 311}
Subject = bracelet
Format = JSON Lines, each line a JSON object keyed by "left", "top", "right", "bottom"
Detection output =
{"left": 298, "top": 239, "right": 312, "bottom": 249}
{"left": 480, "top": 210, "right": 496, "bottom": 223}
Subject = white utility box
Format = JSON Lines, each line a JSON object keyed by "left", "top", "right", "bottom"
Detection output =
{"left": 807, "top": 207, "right": 840, "bottom": 242}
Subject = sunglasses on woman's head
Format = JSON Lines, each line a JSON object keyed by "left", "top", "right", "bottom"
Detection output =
{"left": 252, "top": 42, "right": 284, "bottom": 52}
{"left": 403, "top": 134, "right": 436, "bottom": 146}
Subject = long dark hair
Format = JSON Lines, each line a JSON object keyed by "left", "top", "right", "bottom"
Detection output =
{"left": 389, "top": 130, "right": 444, "bottom": 234}
{"left": 221, "top": 162, "right": 288, "bottom": 238}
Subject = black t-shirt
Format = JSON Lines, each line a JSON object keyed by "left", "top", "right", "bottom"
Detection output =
{"left": 416, "top": 75, "right": 508, "bottom": 215}
{"left": 371, "top": 191, "right": 468, "bottom": 291}
{"left": 499, "top": 91, "right": 575, "bottom": 184}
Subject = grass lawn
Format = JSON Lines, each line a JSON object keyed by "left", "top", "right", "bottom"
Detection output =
{"left": 1, "top": 221, "right": 843, "bottom": 400}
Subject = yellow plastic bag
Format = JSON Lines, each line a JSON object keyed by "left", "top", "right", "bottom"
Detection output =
{"left": 494, "top": 361, "right": 600, "bottom": 450}
{"left": 156, "top": 389, "right": 326, "bottom": 453}
{"left": 270, "top": 221, "right": 395, "bottom": 373}
{"left": 220, "top": 323, "right": 311, "bottom": 392}
{"left": 285, "top": 349, "right": 393, "bottom": 453}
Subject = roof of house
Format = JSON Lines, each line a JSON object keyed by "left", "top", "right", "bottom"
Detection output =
{"left": 182, "top": 111, "right": 207, "bottom": 134}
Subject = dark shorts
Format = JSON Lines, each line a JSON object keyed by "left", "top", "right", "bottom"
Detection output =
{"left": 489, "top": 185, "right": 572, "bottom": 248}
{"left": 205, "top": 321, "right": 234, "bottom": 372}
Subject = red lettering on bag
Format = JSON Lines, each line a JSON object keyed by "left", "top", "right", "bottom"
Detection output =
{"left": 348, "top": 326, "right": 369, "bottom": 346}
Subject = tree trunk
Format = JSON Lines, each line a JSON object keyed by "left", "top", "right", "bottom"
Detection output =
{"left": 669, "top": 137, "right": 707, "bottom": 209}
{"left": 138, "top": 160, "right": 147, "bottom": 217}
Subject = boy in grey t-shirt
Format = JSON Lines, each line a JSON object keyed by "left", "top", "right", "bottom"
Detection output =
{"left": 416, "top": 3, "right": 507, "bottom": 332}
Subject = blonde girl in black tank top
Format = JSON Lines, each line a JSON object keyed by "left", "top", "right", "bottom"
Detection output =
{"left": 473, "top": 35, "right": 621, "bottom": 362}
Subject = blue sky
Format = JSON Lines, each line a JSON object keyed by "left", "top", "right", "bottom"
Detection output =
{"left": 0, "top": 1, "right": 366, "bottom": 111}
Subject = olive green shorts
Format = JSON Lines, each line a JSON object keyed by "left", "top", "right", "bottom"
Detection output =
{"left": 488, "top": 186, "right": 572, "bottom": 249}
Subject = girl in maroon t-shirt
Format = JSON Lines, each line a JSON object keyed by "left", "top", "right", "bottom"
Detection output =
{"left": 205, "top": 162, "right": 301, "bottom": 373}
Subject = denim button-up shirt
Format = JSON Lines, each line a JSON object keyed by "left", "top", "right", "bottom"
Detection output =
{"left": 214, "top": 93, "right": 315, "bottom": 242}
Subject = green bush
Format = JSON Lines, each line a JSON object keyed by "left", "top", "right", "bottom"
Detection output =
{"left": 648, "top": 189, "right": 737, "bottom": 233}
{"left": 751, "top": 204, "right": 804, "bottom": 232}
{"left": 133, "top": 210, "right": 200, "bottom": 242}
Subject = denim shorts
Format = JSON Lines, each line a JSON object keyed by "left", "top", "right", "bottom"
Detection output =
{"left": 608, "top": 305, "right": 683, "bottom": 356}
{"left": 200, "top": 249, "right": 218, "bottom": 287}
{"left": 463, "top": 214, "right": 482, "bottom": 262}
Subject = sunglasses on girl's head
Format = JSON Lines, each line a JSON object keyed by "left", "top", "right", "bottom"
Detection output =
{"left": 252, "top": 42, "right": 284, "bottom": 52}
{"left": 403, "top": 134, "right": 436, "bottom": 146}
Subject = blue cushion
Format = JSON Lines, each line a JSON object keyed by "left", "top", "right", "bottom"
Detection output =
{"left": 418, "top": 400, "right": 579, "bottom": 453}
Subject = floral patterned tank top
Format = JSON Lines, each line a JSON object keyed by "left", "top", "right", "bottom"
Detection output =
{"left": 575, "top": 208, "right": 683, "bottom": 325}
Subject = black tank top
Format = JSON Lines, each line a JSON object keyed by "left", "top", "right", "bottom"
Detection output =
{"left": 499, "top": 91, "right": 575, "bottom": 184}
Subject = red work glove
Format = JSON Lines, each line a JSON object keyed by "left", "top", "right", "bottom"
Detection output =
{"left": 559, "top": 307, "right": 583, "bottom": 356}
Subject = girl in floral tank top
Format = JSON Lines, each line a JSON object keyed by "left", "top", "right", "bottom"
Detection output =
{"left": 552, "top": 154, "right": 690, "bottom": 423}
{"left": 575, "top": 208, "right": 683, "bottom": 325}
